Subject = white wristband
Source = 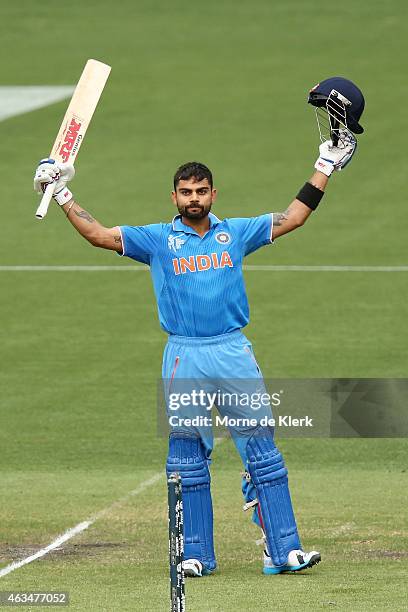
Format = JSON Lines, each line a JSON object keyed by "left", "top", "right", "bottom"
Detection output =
{"left": 53, "top": 187, "right": 73, "bottom": 206}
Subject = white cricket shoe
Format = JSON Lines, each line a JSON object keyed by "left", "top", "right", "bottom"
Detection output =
{"left": 182, "top": 558, "right": 215, "bottom": 577}
{"left": 182, "top": 559, "right": 203, "bottom": 577}
{"left": 263, "top": 548, "right": 321, "bottom": 575}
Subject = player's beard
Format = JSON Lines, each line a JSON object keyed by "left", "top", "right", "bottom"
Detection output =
{"left": 177, "top": 201, "right": 212, "bottom": 219}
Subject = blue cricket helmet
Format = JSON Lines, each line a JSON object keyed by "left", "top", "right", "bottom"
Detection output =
{"left": 308, "top": 77, "right": 365, "bottom": 134}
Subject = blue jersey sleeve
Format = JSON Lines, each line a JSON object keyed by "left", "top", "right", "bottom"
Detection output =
{"left": 119, "top": 223, "right": 163, "bottom": 264}
{"left": 227, "top": 214, "right": 274, "bottom": 256}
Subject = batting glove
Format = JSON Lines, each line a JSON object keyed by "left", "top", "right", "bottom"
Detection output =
{"left": 314, "top": 133, "right": 357, "bottom": 177}
{"left": 33, "top": 158, "right": 75, "bottom": 205}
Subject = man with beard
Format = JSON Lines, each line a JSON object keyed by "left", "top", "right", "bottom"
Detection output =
{"left": 33, "top": 141, "right": 354, "bottom": 576}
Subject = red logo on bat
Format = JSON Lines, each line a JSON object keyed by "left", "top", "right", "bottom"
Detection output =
{"left": 59, "top": 118, "right": 81, "bottom": 162}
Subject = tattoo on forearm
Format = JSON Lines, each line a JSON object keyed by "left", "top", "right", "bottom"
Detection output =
{"left": 273, "top": 209, "right": 290, "bottom": 226}
{"left": 74, "top": 209, "right": 95, "bottom": 223}
{"left": 113, "top": 235, "right": 121, "bottom": 244}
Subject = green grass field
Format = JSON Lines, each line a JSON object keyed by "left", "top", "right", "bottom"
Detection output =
{"left": 1, "top": 1, "right": 408, "bottom": 610}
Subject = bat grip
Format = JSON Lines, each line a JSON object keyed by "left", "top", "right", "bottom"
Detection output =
{"left": 331, "top": 130, "right": 339, "bottom": 147}
{"left": 35, "top": 183, "right": 55, "bottom": 219}
{"left": 330, "top": 117, "right": 340, "bottom": 147}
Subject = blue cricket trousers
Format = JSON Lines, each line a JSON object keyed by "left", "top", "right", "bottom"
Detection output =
{"left": 162, "top": 330, "right": 274, "bottom": 524}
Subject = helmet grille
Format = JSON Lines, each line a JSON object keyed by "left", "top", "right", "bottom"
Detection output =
{"left": 315, "top": 89, "right": 354, "bottom": 147}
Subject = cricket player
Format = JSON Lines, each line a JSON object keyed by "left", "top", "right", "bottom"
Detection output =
{"left": 33, "top": 132, "right": 355, "bottom": 576}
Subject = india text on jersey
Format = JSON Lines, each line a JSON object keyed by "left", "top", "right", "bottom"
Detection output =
{"left": 172, "top": 251, "right": 233, "bottom": 275}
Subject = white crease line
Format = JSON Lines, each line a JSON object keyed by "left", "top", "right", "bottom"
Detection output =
{"left": 0, "top": 472, "right": 163, "bottom": 578}
{"left": 0, "top": 437, "right": 226, "bottom": 578}
{"left": 1, "top": 265, "right": 408, "bottom": 272}
{"left": 0, "top": 521, "right": 92, "bottom": 578}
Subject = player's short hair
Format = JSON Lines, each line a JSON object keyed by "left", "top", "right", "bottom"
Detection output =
{"left": 173, "top": 162, "right": 213, "bottom": 190}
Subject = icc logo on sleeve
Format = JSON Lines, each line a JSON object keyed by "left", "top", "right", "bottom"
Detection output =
{"left": 168, "top": 235, "right": 185, "bottom": 252}
{"left": 215, "top": 232, "right": 231, "bottom": 244}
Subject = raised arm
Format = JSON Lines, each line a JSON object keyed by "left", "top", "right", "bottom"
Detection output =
{"left": 61, "top": 199, "right": 122, "bottom": 252}
{"left": 272, "top": 135, "right": 356, "bottom": 240}
{"left": 272, "top": 171, "right": 328, "bottom": 239}
{"left": 33, "top": 159, "right": 122, "bottom": 252}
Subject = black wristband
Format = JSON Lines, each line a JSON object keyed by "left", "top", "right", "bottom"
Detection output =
{"left": 296, "top": 182, "right": 324, "bottom": 210}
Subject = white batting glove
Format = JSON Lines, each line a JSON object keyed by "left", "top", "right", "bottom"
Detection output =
{"left": 314, "top": 132, "right": 357, "bottom": 177}
{"left": 33, "top": 158, "right": 75, "bottom": 205}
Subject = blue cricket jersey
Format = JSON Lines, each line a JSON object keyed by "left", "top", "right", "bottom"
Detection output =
{"left": 118, "top": 212, "right": 274, "bottom": 337}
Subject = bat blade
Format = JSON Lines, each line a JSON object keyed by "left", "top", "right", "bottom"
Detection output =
{"left": 35, "top": 59, "right": 111, "bottom": 220}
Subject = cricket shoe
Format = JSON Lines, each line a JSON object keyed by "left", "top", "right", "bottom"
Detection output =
{"left": 182, "top": 559, "right": 213, "bottom": 577}
{"left": 263, "top": 549, "right": 321, "bottom": 575}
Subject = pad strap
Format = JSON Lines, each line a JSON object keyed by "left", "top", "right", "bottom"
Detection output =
{"left": 246, "top": 427, "right": 301, "bottom": 566}
{"left": 166, "top": 433, "right": 216, "bottom": 571}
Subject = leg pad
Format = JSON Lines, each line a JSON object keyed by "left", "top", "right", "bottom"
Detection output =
{"left": 247, "top": 427, "right": 301, "bottom": 566}
{"left": 166, "top": 433, "right": 216, "bottom": 571}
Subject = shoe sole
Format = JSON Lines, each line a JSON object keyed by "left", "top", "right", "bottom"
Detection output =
{"left": 183, "top": 568, "right": 202, "bottom": 578}
{"left": 263, "top": 553, "right": 321, "bottom": 575}
{"left": 183, "top": 566, "right": 214, "bottom": 578}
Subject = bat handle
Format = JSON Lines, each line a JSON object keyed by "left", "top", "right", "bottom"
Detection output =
{"left": 35, "top": 183, "right": 55, "bottom": 219}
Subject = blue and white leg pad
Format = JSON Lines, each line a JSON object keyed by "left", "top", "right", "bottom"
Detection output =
{"left": 246, "top": 427, "right": 301, "bottom": 567}
{"left": 166, "top": 433, "right": 216, "bottom": 572}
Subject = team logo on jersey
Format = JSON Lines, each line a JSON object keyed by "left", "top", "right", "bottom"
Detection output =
{"left": 215, "top": 232, "right": 231, "bottom": 244}
{"left": 168, "top": 234, "right": 185, "bottom": 252}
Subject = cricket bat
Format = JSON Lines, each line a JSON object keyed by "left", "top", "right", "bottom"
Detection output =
{"left": 35, "top": 59, "right": 111, "bottom": 220}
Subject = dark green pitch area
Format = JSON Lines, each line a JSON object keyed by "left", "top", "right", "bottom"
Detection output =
{"left": 1, "top": 1, "right": 407, "bottom": 610}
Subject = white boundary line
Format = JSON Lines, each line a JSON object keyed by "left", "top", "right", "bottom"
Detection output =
{"left": 0, "top": 265, "right": 146, "bottom": 271}
{"left": 0, "top": 86, "right": 74, "bottom": 123}
{"left": 0, "top": 472, "right": 163, "bottom": 578}
{"left": 244, "top": 265, "right": 408, "bottom": 272}
{"left": 1, "top": 265, "right": 408, "bottom": 272}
